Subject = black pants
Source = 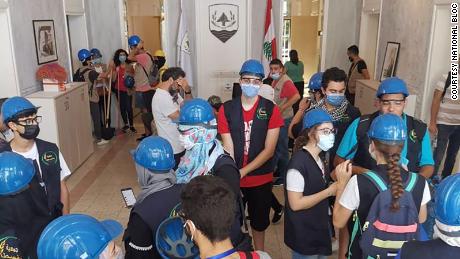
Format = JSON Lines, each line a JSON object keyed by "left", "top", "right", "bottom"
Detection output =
{"left": 142, "top": 90, "right": 155, "bottom": 134}
{"left": 434, "top": 124, "right": 460, "bottom": 178}
{"left": 117, "top": 91, "right": 134, "bottom": 126}
{"left": 90, "top": 102, "right": 102, "bottom": 140}
{"left": 292, "top": 81, "right": 305, "bottom": 114}
{"left": 271, "top": 191, "right": 283, "bottom": 212}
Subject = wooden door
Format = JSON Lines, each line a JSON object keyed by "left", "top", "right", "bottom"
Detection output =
{"left": 127, "top": 16, "right": 162, "bottom": 53}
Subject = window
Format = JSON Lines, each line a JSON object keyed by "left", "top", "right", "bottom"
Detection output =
{"left": 281, "top": 18, "right": 291, "bottom": 64}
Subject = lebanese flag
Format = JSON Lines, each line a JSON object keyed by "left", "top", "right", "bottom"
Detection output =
{"left": 262, "top": 0, "right": 277, "bottom": 75}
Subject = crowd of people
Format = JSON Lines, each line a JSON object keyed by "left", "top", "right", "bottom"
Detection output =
{"left": 0, "top": 35, "right": 458, "bottom": 259}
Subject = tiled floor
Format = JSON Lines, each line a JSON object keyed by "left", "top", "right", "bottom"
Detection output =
{"left": 67, "top": 119, "right": 338, "bottom": 259}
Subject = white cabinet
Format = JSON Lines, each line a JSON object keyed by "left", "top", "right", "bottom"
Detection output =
{"left": 355, "top": 79, "right": 417, "bottom": 117}
{"left": 26, "top": 82, "right": 94, "bottom": 172}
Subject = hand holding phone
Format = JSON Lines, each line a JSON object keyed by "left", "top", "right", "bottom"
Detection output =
{"left": 121, "top": 188, "right": 136, "bottom": 208}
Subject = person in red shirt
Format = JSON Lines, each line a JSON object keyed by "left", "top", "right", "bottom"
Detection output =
{"left": 218, "top": 59, "right": 284, "bottom": 251}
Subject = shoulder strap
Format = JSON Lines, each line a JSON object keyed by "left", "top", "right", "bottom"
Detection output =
{"left": 363, "top": 171, "right": 388, "bottom": 192}
{"left": 442, "top": 72, "right": 451, "bottom": 100}
{"left": 404, "top": 172, "right": 418, "bottom": 192}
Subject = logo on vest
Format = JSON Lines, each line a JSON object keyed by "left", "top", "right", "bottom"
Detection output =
{"left": 0, "top": 235, "right": 21, "bottom": 259}
{"left": 409, "top": 129, "right": 418, "bottom": 143}
{"left": 41, "top": 151, "right": 58, "bottom": 166}
{"left": 256, "top": 107, "right": 268, "bottom": 120}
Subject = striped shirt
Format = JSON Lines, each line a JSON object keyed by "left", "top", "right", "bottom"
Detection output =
{"left": 436, "top": 73, "right": 460, "bottom": 125}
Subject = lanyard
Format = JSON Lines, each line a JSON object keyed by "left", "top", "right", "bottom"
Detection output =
{"left": 206, "top": 248, "right": 236, "bottom": 259}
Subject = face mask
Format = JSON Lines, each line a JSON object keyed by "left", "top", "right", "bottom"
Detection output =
{"left": 93, "top": 58, "right": 102, "bottom": 64}
{"left": 349, "top": 57, "right": 354, "bottom": 62}
{"left": 19, "top": 125, "right": 40, "bottom": 140}
{"left": 119, "top": 55, "right": 127, "bottom": 63}
{"left": 179, "top": 134, "right": 196, "bottom": 150}
{"left": 271, "top": 73, "right": 281, "bottom": 80}
{"left": 326, "top": 93, "right": 345, "bottom": 107}
{"left": 157, "top": 57, "right": 166, "bottom": 68}
{"left": 317, "top": 134, "right": 335, "bottom": 151}
{"left": 168, "top": 85, "right": 178, "bottom": 96}
{"left": 241, "top": 84, "right": 260, "bottom": 98}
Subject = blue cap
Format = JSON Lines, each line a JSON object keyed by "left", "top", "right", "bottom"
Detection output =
{"left": 368, "top": 113, "right": 406, "bottom": 142}
{"left": 376, "top": 77, "right": 409, "bottom": 98}
{"left": 308, "top": 72, "right": 323, "bottom": 90}
{"left": 90, "top": 48, "right": 102, "bottom": 58}
{"left": 0, "top": 152, "right": 35, "bottom": 195}
{"left": 132, "top": 136, "right": 175, "bottom": 172}
{"left": 1, "top": 96, "right": 39, "bottom": 123}
{"left": 239, "top": 59, "right": 265, "bottom": 79}
{"left": 177, "top": 98, "right": 215, "bottom": 126}
{"left": 435, "top": 174, "right": 460, "bottom": 226}
{"left": 302, "top": 109, "right": 333, "bottom": 130}
{"left": 37, "top": 214, "right": 123, "bottom": 259}
{"left": 128, "top": 35, "right": 141, "bottom": 47}
{"left": 78, "top": 49, "right": 91, "bottom": 62}
{"left": 156, "top": 217, "right": 199, "bottom": 259}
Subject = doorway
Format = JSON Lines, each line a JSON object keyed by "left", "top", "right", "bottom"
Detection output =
{"left": 66, "top": 14, "right": 89, "bottom": 74}
{"left": 358, "top": 11, "right": 380, "bottom": 79}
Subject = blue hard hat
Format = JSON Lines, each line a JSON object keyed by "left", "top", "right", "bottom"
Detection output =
{"left": 1, "top": 96, "right": 39, "bottom": 123}
{"left": 156, "top": 217, "right": 199, "bottom": 259}
{"left": 239, "top": 59, "right": 265, "bottom": 79}
{"left": 128, "top": 35, "right": 141, "bottom": 47}
{"left": 0, "top": 152, "right": 35, "bottom": 195}
{"left": 124, "top": 75, "right": 135, "bottom": 89}
{"left": 178, "top": 98, "right": 215, "bottom": 126}
{"left": 37, "top": 214, "right": 122, "bottom": 259}
{"left": 308, "top": 72, "right": 323, "bottom": 90}
{"left": 132, "top": 136, "right": 175, "bottom": 172}
{"left": 376, "top": 77, "right": 409, "bottom": 98}
{"left": 435, "top": 174, "right": 460, "bottom": 226}
{"left": 90, "top": 48, "right": 102, "bottom": 58}
{"left": 78, "top": 49, "right": 91, "bottom": 62}
{"left": 368, "top": 113, "right": 406, "bottom": 142}
{"left": 302, "top": 109, "right": 333, "bottom": 130}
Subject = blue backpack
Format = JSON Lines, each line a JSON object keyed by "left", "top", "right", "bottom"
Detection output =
{"left": 349, "top": 171, "right": 421, "bottom": 259}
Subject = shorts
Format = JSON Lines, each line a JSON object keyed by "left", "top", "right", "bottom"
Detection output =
{"left": 135, "top": 92, "right": 145, "bottom": 109}
{"left": 241, "top": 181, "right": 272, "bottom": 232}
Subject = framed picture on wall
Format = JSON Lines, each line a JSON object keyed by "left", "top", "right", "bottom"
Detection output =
{"left": 380, "top": 42, "right": 400, "bottom": 81}
{"left": 33, "top": 20, "right": 58, "bottom": 65}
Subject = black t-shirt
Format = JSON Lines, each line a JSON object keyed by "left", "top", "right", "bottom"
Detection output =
{"left": 348, "top": 60, "right": 367, "bottom": 77}
{"left": 346, "top": 164, "right": 427, "bottom": 259}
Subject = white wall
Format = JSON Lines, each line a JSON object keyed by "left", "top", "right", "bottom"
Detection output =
{"left": 85, "top": 0, "right": 124, "bottom": 64}
{"left": 376, "top": 0, "right": 434, "bottom": 119}
{"left": 322, "top": 0, "right": 362, "bottom": 72}
{"left": 8, "top": 0, "right": 71, "bottom": 96}
{"left": 0, "top": 2, "right": 19, "bottom": 97}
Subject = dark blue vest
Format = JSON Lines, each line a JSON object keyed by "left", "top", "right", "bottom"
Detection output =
{"left": 400, "top": 238, "right": 460, "bottom": 259}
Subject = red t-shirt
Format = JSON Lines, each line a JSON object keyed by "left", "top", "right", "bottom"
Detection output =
{"left": 274, "top": 80, "right": 298, "bottom": 99}
{"left": 218, "top": 97, "right": 284, "bottom": 187}
{"left": 115, "top": 66, "right": 128, "bottom": 92}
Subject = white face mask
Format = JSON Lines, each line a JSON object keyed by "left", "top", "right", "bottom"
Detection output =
{"left": 317, "top": 134, "right": 335, "bottom": 151}
{"left": 179, "top": 134, "right": 196, "bottom": 150}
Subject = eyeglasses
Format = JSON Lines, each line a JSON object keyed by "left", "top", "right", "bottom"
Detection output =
{"left": 316, "top": 128, "right": 336, "bottom": 135}
{"left": 241, "top": 77, "right": 262, "bottom": 85}
{"left": 379, "top": 99, "right": 405, "bottom": 106}
{"left": 16, "top": 116, "right": 42, "bottom": 126}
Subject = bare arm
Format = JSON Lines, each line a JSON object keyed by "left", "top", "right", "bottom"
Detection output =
{"left": 333, "top": 160, "right": 354, "bottom": 228}
{"left": 240, "top": 128, "right": 280, "bottom": 178}
{"left": 333, "top": 155, "right": 369, "bottom": 179}
{"left": 419, "top": 204, "right": 427, "bottom": 223}
{"left": 221, "top": 133, "right": 235, "bottom": 159}
{"left": 429, "top": 89, "right": 443, "bottom": 135}
{"left": 419, "top": 165, "right": 434, "bottom": 179}
{"left": 288, "top": 98, "right": 310, "bottom": 138}
{"left": 280, "top": 94, "right": 301, "bottom": 113}
{"left": 168, "top": 110, "right": 180, "bottom": 120}
{"left": 60, "top": 181, "right": 70, "bottom": 215}
{"left": 288, "top": 183, "right": 337, "bottom": 211}
{"left": 361, "top": 69, "right": 371, "bottom": 80}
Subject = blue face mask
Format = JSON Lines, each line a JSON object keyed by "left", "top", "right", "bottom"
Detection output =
{"left": 271, "top": 73, "right": 281, "bottom": 80}
{"left": 326, "top": 93, "right": 345, "bottom": 106}
{"left": 241, "top": 84, "right": 260, "bottom": 98}
{"left": 119, "top": 55, "right": 127, "bottom": 63}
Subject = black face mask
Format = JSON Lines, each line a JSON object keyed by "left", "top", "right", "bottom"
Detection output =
{"left": 19, "top": 125, "right": 40, "bottom": 140}
{"left": 168, "top": 85, "right": 178, "bottom": 96}
{"left": 348, "top": 56, "right": 354, "bottom": 63}
{"left": 157, "top": 57, "right": 166, "bottom": 68}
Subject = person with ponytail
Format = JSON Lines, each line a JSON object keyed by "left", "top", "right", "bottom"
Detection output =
{"left": 284, "top": 109, "right": 338, "bottom": 259}
{"left": 333, "top": 113, "right": 430, "bottom": 259}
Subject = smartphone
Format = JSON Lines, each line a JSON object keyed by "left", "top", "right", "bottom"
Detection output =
{"left": 121, "top": 188, "right": 136, "bottom": 208}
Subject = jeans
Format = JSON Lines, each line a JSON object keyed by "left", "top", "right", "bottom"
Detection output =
{"left": 116, "top": 91, "right": 134, "bottom": 126}
{"left": 433, "top": 124, "right": 460, "bottom": 178}
{"left": 90, "top": 101, "right": 102, "bottom": 140}
{"left": 292, "top": 251, "right": 327, "bottom": 259}
{"left": 274, "top": 117, "right": 292, "bottom": 179}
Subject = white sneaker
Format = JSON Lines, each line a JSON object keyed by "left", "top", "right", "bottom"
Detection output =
{"left": 96, "top": 139, "right": 109, "bottom": 146}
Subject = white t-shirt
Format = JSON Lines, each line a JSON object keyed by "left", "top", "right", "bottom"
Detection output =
{"left": 339, "top": 175, "right": 431, "bottom": 211}
{"left": 152, "top": 88, "right": 185, "bottom": 154}
{"left": 286, "top": 154, "right": 324, "bottom": 192}
{"left": 12, "top": 143, "right": 71, "bottom": 181}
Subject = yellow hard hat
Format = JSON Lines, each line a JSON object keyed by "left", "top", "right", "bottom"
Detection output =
{"left": 154, "top": 49, "right": 165, "bottom": 57}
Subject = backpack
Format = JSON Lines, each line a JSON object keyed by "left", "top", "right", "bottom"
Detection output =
{"left": 140, "top": 53, "right": 159, "bottom": 85}
{"left": 441, "top": 71, "right": 451, "bottom": 102}
{"left": 72, "top": 68, "right": 91, "bottom": 82}
{"left": 351, "top": 171, "right": 421, "bottom": 259}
